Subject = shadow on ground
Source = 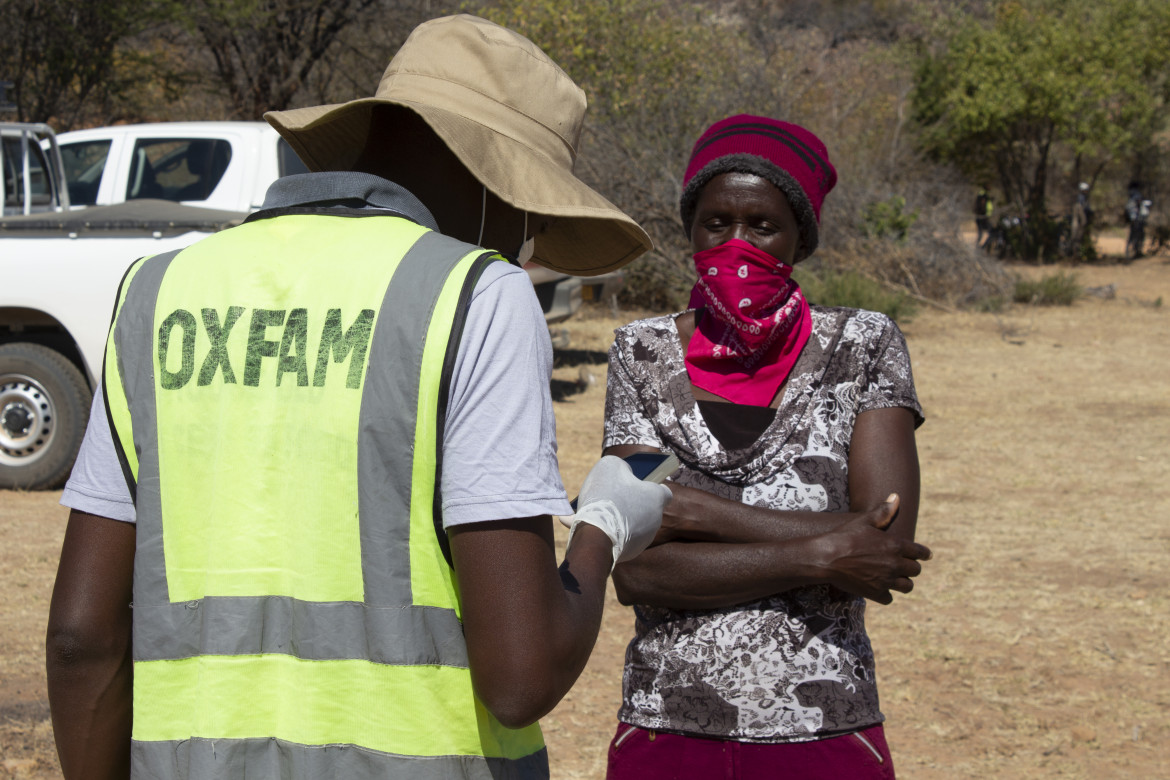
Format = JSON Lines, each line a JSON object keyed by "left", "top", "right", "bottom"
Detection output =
{"left": 550, "top": 346, "right": 607, "bottom": 402}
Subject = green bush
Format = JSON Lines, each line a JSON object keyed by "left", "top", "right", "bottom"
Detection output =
{"left": 1012, "top": 272, "right": 1082, "bottom": 305}
{"left": 975, "top": 294, "right": 1007, "bottom": 313}
{"left": 861, "top": 196, "right": 919, "bottom": 243}
{"left": 794, "top": 268, "right": 918, "bottom": 322}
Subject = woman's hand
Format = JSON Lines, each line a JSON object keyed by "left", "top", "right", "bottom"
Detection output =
{"left": 810, "top": 494, "right": 932, "bottom": 604}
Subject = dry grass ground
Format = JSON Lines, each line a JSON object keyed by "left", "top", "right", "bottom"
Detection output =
{"left": 1, "top": 249, "right": 1167, "bottom": 779}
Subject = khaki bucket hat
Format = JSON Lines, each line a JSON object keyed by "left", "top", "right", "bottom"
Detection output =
{"left": 265, "top": 14, "right": 651, "bottom": 276}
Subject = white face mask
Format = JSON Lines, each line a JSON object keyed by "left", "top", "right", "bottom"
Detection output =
{"left": 515, "top": 212, "right": 534, "bottom": 265}
{"left": 515, "top": 236, "right": 535, "bottom": 265}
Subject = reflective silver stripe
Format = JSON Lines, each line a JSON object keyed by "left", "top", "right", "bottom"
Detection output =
{"left": 132, "top": 597, "right": 467, "bottom": 665}
{"left": 357, "top": 230, "right": 477, "bottom": 605}
{"left": 132, "top": 738, "right": 549, "bottom": 779}
{"left": 111, "top": 249, "right": 180, "bottom": 605}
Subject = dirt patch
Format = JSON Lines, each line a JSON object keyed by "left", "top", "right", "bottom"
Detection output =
{"left": 0, "top": 492, "right": 66, "bottom": 779}
{"left": 2, "top": 254, "right": 1168, "bottom": 778}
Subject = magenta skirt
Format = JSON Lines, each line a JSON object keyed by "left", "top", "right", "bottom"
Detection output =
{"left": 605, "top": 722, "right": 896, "bottom": 780}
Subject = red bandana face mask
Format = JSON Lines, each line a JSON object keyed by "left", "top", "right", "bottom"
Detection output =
{"left": 684, "top": 239, "right": 812, "bottom": 406}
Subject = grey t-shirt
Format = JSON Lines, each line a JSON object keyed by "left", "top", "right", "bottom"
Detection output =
{"left": 604, "top": 306, "right": 922, "bottom": 742}
{"left": 62, "top": 255, "right": 571, "bottom": 527}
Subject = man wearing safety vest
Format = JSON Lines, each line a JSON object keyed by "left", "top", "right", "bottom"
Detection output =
{"left": 46, "top": 15, "right": 670, "bottom": 779}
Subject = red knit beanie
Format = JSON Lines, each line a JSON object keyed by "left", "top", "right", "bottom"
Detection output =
{"left": 680, "top": 114, "right": 837, "bottom": 258}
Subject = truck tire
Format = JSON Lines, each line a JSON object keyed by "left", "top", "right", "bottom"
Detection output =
{"left": 0, "top": 343, "right": 91, "bottom": 490}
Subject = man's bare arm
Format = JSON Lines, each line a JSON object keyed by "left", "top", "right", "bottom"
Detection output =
{"left": 449, "top": 517, "right": 614, "bottom": 728}
{"left": 46, "top": 510, "right": 135, "bottom": 780}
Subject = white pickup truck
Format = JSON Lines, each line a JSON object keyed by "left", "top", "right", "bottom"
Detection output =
{"left": 1, "top": 122, "right": 263, "bottom": 489}
{"left": 55, "top": 121, "right": 308, "bottom": 212}
{"left": 1, "top": 121, "right": 603, "bottom": 489}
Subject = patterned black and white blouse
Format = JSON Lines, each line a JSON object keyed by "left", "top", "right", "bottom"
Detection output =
{"left": 603, "top": 306, "right": 923, "bottom": 742}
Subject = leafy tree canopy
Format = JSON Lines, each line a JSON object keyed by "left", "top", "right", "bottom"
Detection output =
{"left": 912, "top": 0, "right": 1170, "bottom": 221}
{"left": 470, "top": 0, "right": 727, "bottom": 124}
{"left": 0, "top": 0, "right": 175, "bottom": 128}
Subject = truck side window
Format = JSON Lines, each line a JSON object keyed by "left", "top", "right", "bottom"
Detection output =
{"left": 278, "top": 138, "right": 309, "bottom": 177}
{"left": 127, "top": 138, "right": 233, "bottom": 202}
{"left": 2, "top": 139, "right": 16, "bottom": 207}
{"left": 2, "top": 137, "right": 52, "bottom": 211}
{"left": 59, "top": 140, "right": 112, "bottom": 206}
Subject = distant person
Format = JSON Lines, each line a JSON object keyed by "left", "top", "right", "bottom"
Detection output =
{"left": 601, "top": 114, "right": 931, "bottom": 779}
{"left": 974, "top": 186, "right": 993, "bottom": 248}
{"left": 1068, "top": 181, "right": 1092, "bottom": 257}
{"left": 45, "top": 14, "right": 670, "bottom": 779}
{"left": 1125, "top": 181, "right": 1151, "bottom": 259}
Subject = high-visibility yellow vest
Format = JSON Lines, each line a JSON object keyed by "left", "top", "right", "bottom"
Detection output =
{"left": 103, "top": 211, "right": 547, "bottom": 778}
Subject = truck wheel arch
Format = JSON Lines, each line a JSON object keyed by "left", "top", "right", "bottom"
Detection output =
{"left": 0, "top": 334, "right": 93, "bottom": 490}
{"left": 0, "top": 308, "right": 92, "bottom": 383}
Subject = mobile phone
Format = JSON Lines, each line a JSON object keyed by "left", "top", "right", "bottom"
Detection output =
{"left": 621, "top": 452, "right": 681, "bottom": 483}
{"left": 569, "top": 452, "right": 680, "bottom": 511}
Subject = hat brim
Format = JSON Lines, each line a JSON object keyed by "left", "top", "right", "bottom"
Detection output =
{"left": 266, "top": 100, "right": 651, "bottom": 276}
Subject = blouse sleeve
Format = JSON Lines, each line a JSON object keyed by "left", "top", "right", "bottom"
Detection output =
{"left": 602, "top": 328, "right": 666, "bottom": 451}
{"left": 858, "top": 314, "right": 925, "bottom": 428}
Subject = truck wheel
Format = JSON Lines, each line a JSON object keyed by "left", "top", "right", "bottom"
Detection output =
{"left": 0, "top": 343, "right": 91, "bottom": 490}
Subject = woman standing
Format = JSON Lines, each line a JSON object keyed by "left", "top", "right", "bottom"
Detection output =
{"left": 602, "top": 115, "right": 931, "bottom": 779}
